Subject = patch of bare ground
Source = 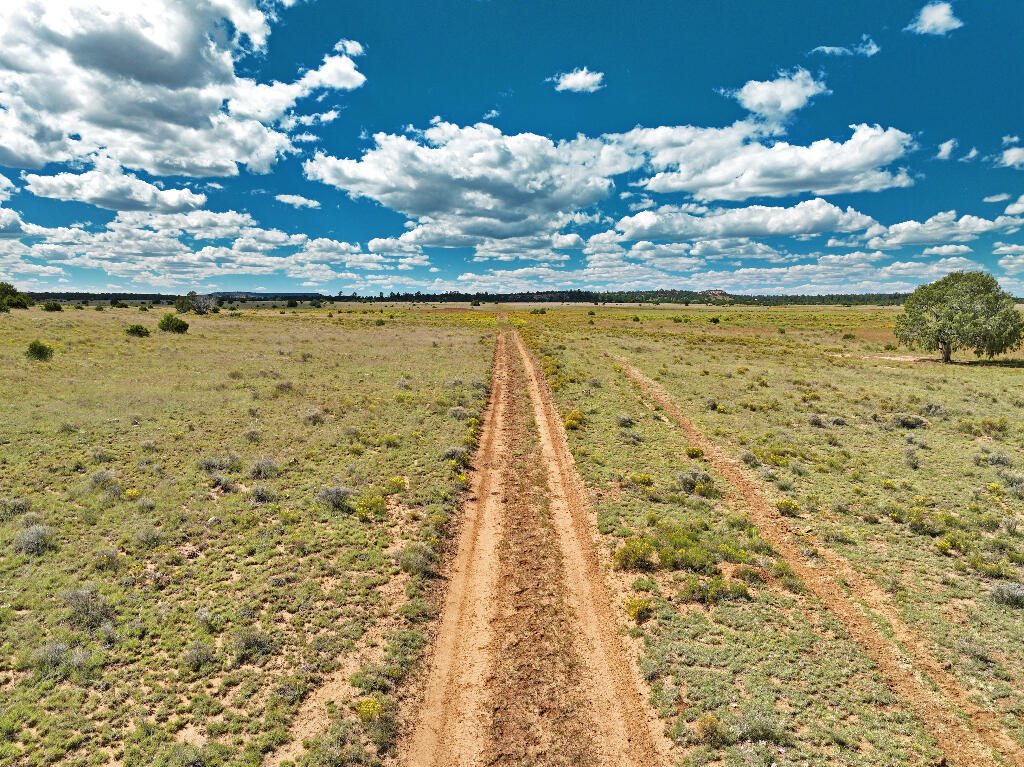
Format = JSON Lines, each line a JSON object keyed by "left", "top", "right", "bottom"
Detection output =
{"left": 613, "top": 354, "right": 1024, "bottom": 767}
{"left": 482, "top": 335, "right": 600, "bottom": 766}
{"left": 515, "top": 332, "right": 674, "bottom": 767}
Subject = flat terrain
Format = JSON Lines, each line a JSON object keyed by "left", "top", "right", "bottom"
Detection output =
{"left": 2, "top": 302, "right": 1023, "bottom": 767}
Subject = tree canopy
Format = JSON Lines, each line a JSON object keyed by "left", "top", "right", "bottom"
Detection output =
{"left": 894, "top": 272, "right": 1024, "bottom": 362}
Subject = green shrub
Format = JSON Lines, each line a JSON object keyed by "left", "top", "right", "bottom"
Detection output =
{"left": 775, "top": 499, "right": 800, "bottom": 517}
{"left": 42, "top": 301, "right": 62, "bottom": 312}
{"left": 614, "top": 537, "right": 657, "bottom": 571}
{"left": 25, "top": 340, "right": 54, "bottom": 361}
{"left": 125, "top": 324, "right": 150, "bottom": 337}
{"left": 623, "top": 596, "right": 654, "bottom": 623}
{"left": 992, "top": 583, "right": 1024, "bottom": 607}
{"left": 396, "top": 542, "right": 436, "bottom": 576}
{"left": 158, "top": 313, "right": 189, "bottom": 333}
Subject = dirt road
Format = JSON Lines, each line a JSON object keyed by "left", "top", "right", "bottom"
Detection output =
{"left": 402, "top": 331, "right": 671, "bottom": 767}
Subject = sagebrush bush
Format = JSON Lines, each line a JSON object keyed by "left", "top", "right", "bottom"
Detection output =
{"left": 25, "top": 340, "right": 54, "bottom": 361}
{"left": 0, "top": 496, "right": 30, "bottom": 521}
{"left": 13, "top": 525, "right": 56, "bottom": 555}
{"left": 183, "top": 640, "right": 215, "bottom": 671}
{"left": 441, "top": 446, "right": 469, "bottom": 467}
{"left": 249, "top": 458, "right": 278, "bottom": 478}
{"left": 198, "top": 452, "right": 242, "bottom": 473}
{"left": 62, "top": 586, "right": 113, "bottom": 628}
{"left": 396, "top": 542, "right": 436, "bottom": 576}
{"left": 232, "top": 628, "right": 273, "bottom": 665}
{"left": 992, "top": 583, "right": 1024, "bottom": 607}
{"left": 676, "top": 467, "right": 713, "bottom": 495}
{"left": 317, "top": 485, "right": 355, "bottom": 511}
{"left": 250, "top": 485, "right": 276, "bottom": 503}
{"left": 616, "top": 414, "right": 635, "bottom": 427}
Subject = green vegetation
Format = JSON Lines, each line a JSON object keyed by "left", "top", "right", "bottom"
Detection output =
{"left": 157, "top": 313, "right": 189, "bottom": 333}
{"left": 0, "top": 304, "right": 494, "bottom": 766}
{"left": 895, "top": 271, "right": 1024, "bottom": 362}
{"left": 516, "top": 300, "right": 1024, "bottom": 762}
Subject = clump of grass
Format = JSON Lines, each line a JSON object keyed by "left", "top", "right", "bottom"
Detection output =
{"left": 243, "top": 428, "right": 261, "bottom": 443}
{"left": 13, "top": 525, "right": 56, "bottom": 555}
{"left": 25, "top": 340, "right": 54, "bottom": 361}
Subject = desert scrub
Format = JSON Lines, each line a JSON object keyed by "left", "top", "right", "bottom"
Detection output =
{"left": 316, "top": 485, "right": 355, "bottom": 511}
{"left": 624, "top": 596, "right": 654, "bottom": 623}
{"left": 563, "top": 408, "right": 585, "bottom": 430}
{"left": 125, "top": 324, "right": 150, "bottom": 337}
{"left": 13, "top": 524, "right": 56, "bottom": 555}
{"left": 157, "top": 312, "right": 189, "bottom": 333}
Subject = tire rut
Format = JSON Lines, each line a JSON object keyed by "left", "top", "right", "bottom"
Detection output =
{"left": 405, "top": 331, "right": 511, "bottom": 766}
{"left": 514, "top": 332, "right": 673, "bottom": 767}
{"left": 613, "top": 354, "right": 1023, "bottom": 767}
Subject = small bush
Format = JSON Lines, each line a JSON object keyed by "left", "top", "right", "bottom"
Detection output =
{"left": 623, "top": 596, "right": 654, "bottom": 623}
{"left": 614, "top": 537, "right": 657, "bottom": 571}
{"left": 317, "top": 485, "right": 355, "bottom": 511}
{"left": 992, "top": 583, "right": 1024, "bottom": 607}
{"left": 685, "top": 446, "right": 703, "bottom": 459}
{"left": 13, "top": 525, "right": 56, "bottom": 555}
{"left": 694, "top": 713, "right": 730, "bottom": 746}
{"left": 775, "top": 499, "right": 800, "bottom": 517}
{"left": 42, "top": 301, "right": 62, "bottom": 312}
{"left": 62, "top": 586, "right": 114, "bottom": 628}
{"left": 616, "top": 414, "right": 635, "bottom": 427}
{"left": 135, "top": 526, "right": 162, "bottom": 548}
{"left": 158, "top": 313, "right": 189, "bottom": 333}
{"left": 125, "top": 324, "right": 150, "bottom": 337}
{"left": 441, "top": 446, "right": 470, "bottom": 467}
{"left": 448, "top": 406, "right": 472, "bottom": 420}
{"left": 232, "top": 628, "right": 273, "bottom": 665}
{"left": 396, "top": 542, "right": 436, "bottom": 576}
{"left": 250, "top": 485, "right": 276, "bottom": 504}
{"left": 564, "top": 408, "right": 585, "bottom": 430}
{"left": 198, "top": 452, "right": 242, "bottom": 473}
{"left": 183, "top": 641, "right": 215, "bottom": 671}
{"left": 304, "top": 409, "right": 325, "bottom": 425}
{"left": 676, "top": 467, "right": 713, "bottom": 495}
{"left": 249, "top": 458, "right": 278, "bottom": 479}
{"left": 25, "top": 340, "right": 54, "bottom": 361}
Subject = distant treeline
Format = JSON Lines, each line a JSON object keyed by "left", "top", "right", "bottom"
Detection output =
{"left": 345, "top": 289, "right": 913, "bottom": 306}
{"left": 25, "top": 289, "right": 916, "bottom": 306}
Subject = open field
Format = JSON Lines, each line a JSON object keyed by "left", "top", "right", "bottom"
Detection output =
{"left": 2, "top": 303, "right": 1023, "bottom": 767}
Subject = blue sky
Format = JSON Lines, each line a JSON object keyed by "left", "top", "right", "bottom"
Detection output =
{"left": 1, "top": 0, "right": 1023, "bottom": 295}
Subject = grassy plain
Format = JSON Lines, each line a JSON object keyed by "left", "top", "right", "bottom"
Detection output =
{"left": 517, "top": 304, "right": 1024, "bottom": 765}
{"left": 0, "top": 305, "right": 494, "bottom": 766}
{"left": 3, "top": 301, "right": 1023, "bottom": 767}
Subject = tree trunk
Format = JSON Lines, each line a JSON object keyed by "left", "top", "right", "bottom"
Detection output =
{"left": 939, "top": 340, "right": 952, "bottom": 363}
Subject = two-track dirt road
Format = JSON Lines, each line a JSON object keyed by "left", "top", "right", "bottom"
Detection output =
{"left": 402, "top": 330, "right": 671, "bottom": 767}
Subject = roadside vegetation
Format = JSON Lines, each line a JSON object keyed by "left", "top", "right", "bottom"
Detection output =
{"left": 0, "top": 303, "right": 494, "bottom": 766}
{"left": 516, "top": 301, "right": 1024, "bottom": 764}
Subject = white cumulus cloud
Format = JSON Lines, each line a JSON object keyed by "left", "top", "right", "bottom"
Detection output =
{"left": 936, "top": 139, "right": 957, "bottom": 160}
{"left": 550, "top": 67, "right": 605, "bottom": 93}
{"left": 727, "top": 68, "right": 828, "bottom": 122}
{"left": 24, "top": 157, "right": 206, "bottom": 212}
{"left": 905, "top": 2, "right": 963, "bottom": 35}
{"left": 275, "top": 194, "right": 321, "bottom": 209}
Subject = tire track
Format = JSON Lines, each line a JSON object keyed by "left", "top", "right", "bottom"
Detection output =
{"left": 613, "top": 354, "right": 1023, "bottom": 767}
{"left": 405, "top": 331, "right": 511, "bottom": 767}
{"left": 514, "top": 332, "right": 673, "bottom": 767}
